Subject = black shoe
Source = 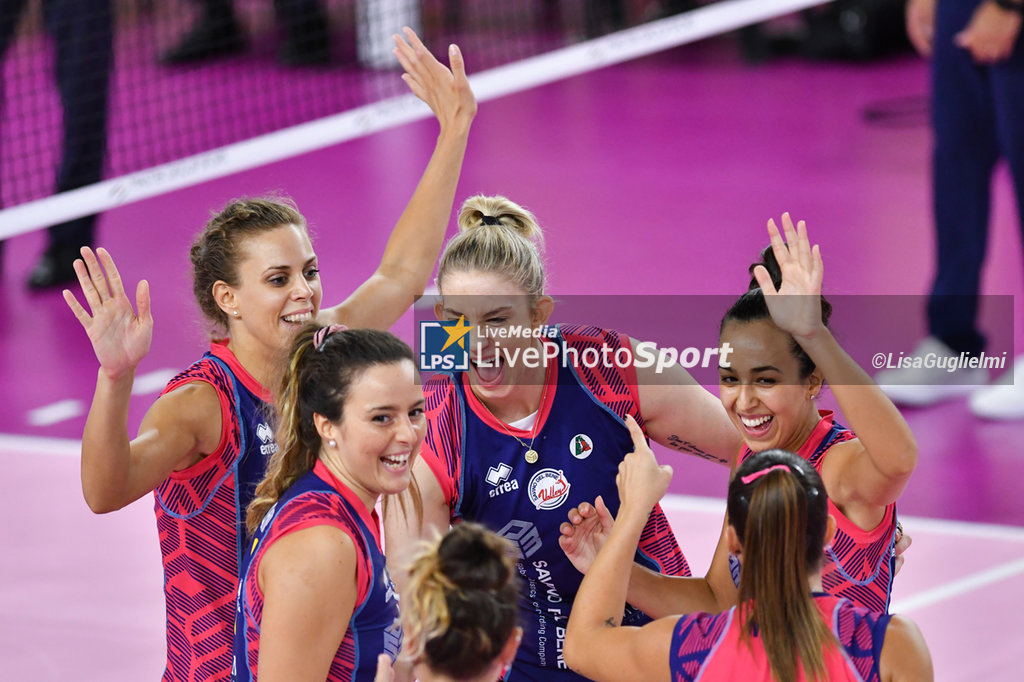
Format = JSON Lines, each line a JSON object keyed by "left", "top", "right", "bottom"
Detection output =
{"left": 161, "top": 17, "right": 246, "bottom": 65}
{"left": 26, "top": 252, "right": 78, "bottom": 290}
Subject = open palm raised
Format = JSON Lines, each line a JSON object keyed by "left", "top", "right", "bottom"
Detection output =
{"left": 752, "top": 213, "right": 826, "bottom": 342}
{"left": 63, "top": 247, "right": 153, "bottom": 380}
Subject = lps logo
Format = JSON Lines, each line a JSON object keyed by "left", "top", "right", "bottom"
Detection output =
{"left": 419, "top": 316, "right": 472, "bottom": 371}
{"left": 486, "top": 463, "right": 519, "bottom": 498}
{"left": 497, "top": 519, "right": 543, "bottom": 559}
{"left": 570, "top": 434, "right": 593, "bottom": 460}
{"left": 528, "top": 468, "right": 572, "bottom": 510}
{"left": 256, "top": 422, "right": 278, "bottom": 456}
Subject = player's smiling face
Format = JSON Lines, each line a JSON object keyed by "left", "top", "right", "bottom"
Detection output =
{"left": 718, "top": 319, "right": 820, "bottom": 453}
{"left": 222, "top": 224, "right": 322, "bottom": 357}
{"left": 321, "top": 360, "right": 426, "bottom": 510}
{"left": 437, "top": 269, "right": 552, "bottom": 401}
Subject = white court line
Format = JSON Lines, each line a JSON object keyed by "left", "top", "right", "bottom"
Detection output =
{"left": 661, "top": 493, "right": 1024, "bottom": 543}
{"left": 131, "top": 369, "right": 179, "bottom": 396}
{"left": 890, "top": 556, "right": 1024, "bottom": 613}
{"left": 0, "top": 433, "right": 81, "bottom": 456}
{"left": 26, "top": 400, "right": 84, "bottom": 426}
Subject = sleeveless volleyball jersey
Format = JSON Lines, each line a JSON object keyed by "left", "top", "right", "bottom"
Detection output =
{"left": 734, "top": 411, "right": 898, "bottom": 613}
{"left": 155, "top": 341, "right": 277, "bottom": 681}
{"left": 420, "top": 325, "right": 690, "bottom": 681}
{"left": 669, "top": 593, "right": 891, "bottom": 681}
{"left": 233, "top": 461, "right": 402, "bottom": 682}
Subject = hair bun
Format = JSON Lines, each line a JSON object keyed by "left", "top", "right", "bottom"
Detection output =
{"left": 747, "top": 245, "right": 783, "bottom": 292}
{"left": 457, "top": 194, "right": 543, "bottom": 243}
{"left": 437, "top": 523, "right": 513, "bottom": 592}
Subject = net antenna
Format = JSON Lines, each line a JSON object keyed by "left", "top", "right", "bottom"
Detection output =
{"left": 0, "top": 0, "right": 830, "bottom": 241}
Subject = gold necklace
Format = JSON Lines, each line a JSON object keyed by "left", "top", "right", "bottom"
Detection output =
{"left": 473, "top": 366, "right": 549, "bottom": 464}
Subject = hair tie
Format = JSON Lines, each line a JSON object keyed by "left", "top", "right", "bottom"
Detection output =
{"left": 740, "top": 463, "right": 791, "bottom": 485}
{"left": 480, "top": 215, "right": 501, "bottom": 226}
{"left": 314, "top": 324, "right": 347, "bottom": 351}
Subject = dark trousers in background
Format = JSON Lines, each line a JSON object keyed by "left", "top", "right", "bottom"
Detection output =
{"left": 929, "top": 0, "right": 1024, "bottom": 354}
{"left": 0, "top": 0, "right": 111, "bottom": 262}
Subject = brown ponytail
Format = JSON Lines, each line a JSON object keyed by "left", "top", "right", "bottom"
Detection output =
{"left": 246, "top": 325, "right": 418, "bottom": 534}
{"left": 727, "top": 450, "right": 835, "bottom": 682}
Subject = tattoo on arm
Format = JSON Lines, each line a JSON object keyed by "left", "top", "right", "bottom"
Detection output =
{"left": 603, "top": 617, "right": 619, "bottom": 628}
{"left": 667, "top": 435, "right": 727, "bottom": 464}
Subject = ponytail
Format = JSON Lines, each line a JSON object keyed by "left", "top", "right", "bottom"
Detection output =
{"left": 727, "top": 450, "right": 835, "bottom": 682}
{"left": 246, "top": 325, "right": 418, "bottom": 534}
{"left": 437, "top": 194, "right": 546, "bottom": 300}
{"left": 402, "top": 523, "right": 520, "bottom": 679}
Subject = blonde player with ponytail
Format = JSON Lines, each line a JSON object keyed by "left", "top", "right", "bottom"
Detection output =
{"left": 385, "top": 194, "right": 741, "bottom": 680}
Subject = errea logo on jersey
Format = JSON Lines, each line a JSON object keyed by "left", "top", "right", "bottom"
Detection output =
{"left": 486, "top": 463, "right": 519, "bottom": 498}
{"left": 528, "top": 468, "right": 571, "bottom": 510}
{"left": 256, "top": 422, "right": 278, "bottom": 456}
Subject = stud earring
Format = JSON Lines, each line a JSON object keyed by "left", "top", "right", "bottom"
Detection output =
{"left": 328, "top": 439, "right": 336, "bottom": 448}
{"left": 233, "top": 310, "right": 239, "bottom": 317}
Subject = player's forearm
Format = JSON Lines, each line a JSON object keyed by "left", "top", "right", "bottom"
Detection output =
{"left": 568, "top": 511, "right": 647, "bottom": 643}
{"left": 796, "top": 328, "right": 917, "bottom": 481}
{"left": 625, "top": 565, "right": 721, "bottom": 618}
{"left": 81, "top": 369, "right": 135, "bottom": 513}
{"left": 375, "top": 126, "right": 471, "bottom": 294}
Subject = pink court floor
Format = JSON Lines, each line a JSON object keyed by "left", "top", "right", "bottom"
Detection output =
{"left": 2, "top": 36, "right": 1023, "bottom": 680}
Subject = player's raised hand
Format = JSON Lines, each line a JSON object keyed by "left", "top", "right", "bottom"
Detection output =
{"left": 753, "top": 213, "right": 825, "bottom": 343}
{"left": 392, "top": 27, "right": 476, "bottom": 134}
{"left": 616, "top": 415, "right": 672, "bottom": 520}
{"left": 559, "top": 496, "right": 615, "bottom": 575}
{"left": 63, "top": 247, "right": 152, "bottom": 380}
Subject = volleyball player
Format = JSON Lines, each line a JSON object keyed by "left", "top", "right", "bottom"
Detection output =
{"left": 373, "top": 522, "right": 522, "bottom": 682}
{"left": 234, "top": 327, "right": 422, "bottom": 682}
{"left": 63, "top": 28, "right": 475, "bottom": 681}
{"left": 563, "top": 440, "right": 932, "bottom": 681}
{"left": 384, "top": 194, "right": 741, "bottom": 680}
{"left": 560, "top": 214, "right": 917, "bottom": 614}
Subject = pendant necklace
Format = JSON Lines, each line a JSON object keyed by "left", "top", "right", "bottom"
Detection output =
{"left": 476, "top": 370, "right": 549, "bottom": 464}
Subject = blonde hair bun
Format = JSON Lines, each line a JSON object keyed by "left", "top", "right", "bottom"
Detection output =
{"left": 457, "top": 194, "right": 544, "bottom": 245}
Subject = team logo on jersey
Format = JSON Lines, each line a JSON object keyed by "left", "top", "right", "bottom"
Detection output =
{"left": 497, "top": 519, "right": 543, "bottom": 558}
{"left": 528, "top": 468, "right": 571, "bottom": 510}
{"left": 569, "top": 434, "right": 593, "bottom": 460}
{"left": 486, "top": 463, "right": 519, "bottom": 498}
{"left": 418, "top": 316, "right": 472, "bottom": 371}
{"left": 256, "top": 422, "right": 278, "bottom": 456}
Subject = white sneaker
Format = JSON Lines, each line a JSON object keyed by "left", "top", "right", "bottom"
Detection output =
{"left": 874, "top": 336, "right": 990, "bottom": 406}
{"left": 969, "top": 355, "right": 1024, "bottom": 420}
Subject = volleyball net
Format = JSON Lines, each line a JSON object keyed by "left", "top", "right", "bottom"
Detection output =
{"left": 0, "top": 0, "right": 831, "bottom": 240}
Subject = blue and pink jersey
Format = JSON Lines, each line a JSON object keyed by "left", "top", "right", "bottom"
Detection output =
{"left": 420, "top": 324, "right": 690, "bottom": 681}
{"left": 669, "top": 593, "right": 891, "bottom": 681}
{"left": 233, "top": 460, "right": 402, "bottom": 682}
{"left": 155, "top": 341, "right": 276, "bottom": 681}
{"left": 736, "top": 411, "right": 898, "bottom": 613}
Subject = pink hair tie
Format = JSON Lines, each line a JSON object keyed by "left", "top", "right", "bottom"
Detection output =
{"left": 740, "top": 464, "right": 791, "bottom": 485}
{"left": 314, "top": 324, "right": 348, "bottom": 351}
